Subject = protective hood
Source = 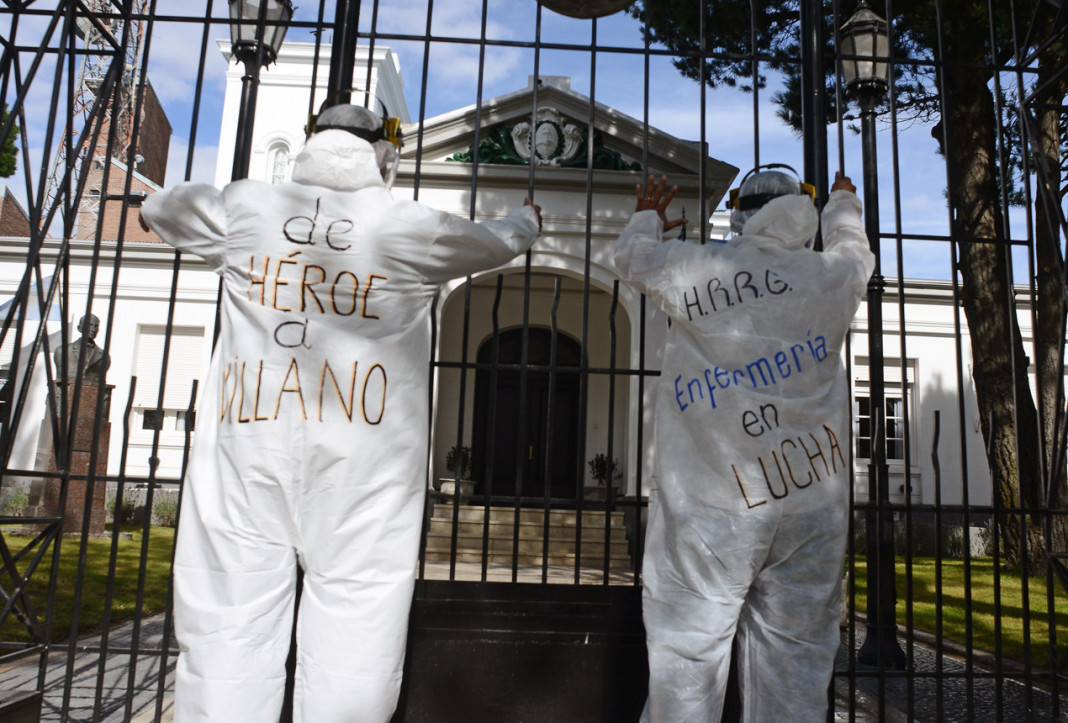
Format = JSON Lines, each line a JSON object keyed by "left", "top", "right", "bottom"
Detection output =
{"left": 739, "top": 194, "right": 819, "bottom": 251}
{"left": 291, "top": 129, "right": 387, "bottom": 192}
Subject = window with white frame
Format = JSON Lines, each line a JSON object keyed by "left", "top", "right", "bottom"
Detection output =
{"left": 268, "top": 142, "right": 290, "bottom": 184}
{"left": 855, "top": 394, "right": 907, "bottom": 460}
{"left": 854, "top": 357, "right": 916, "bottom": 463}
{"left": 132, "top": 325, "right": 204, "bottom": 435}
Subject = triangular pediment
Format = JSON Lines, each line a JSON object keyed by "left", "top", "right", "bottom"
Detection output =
{"left": 401, "top": 77, "right": 738, "bottom": 206}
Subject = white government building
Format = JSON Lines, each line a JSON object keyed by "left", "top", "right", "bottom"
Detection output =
{"left": 0, "top": 41, "right": 1020, "bottom": 546}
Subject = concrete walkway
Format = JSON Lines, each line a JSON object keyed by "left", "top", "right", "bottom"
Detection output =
{"left": 0, "top": 615, "right": 175, "bottom": 722}
{"left": 3, "top": 596, "right": 1065, "bottom": 721}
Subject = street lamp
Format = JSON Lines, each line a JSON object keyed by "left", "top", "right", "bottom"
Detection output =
{"left": 228, "top": 0, "right": 293, "bottom": 180}
{"left": 537, "top": 0, "right": 636, "bottom": 18}
{"left": 840, "top": 1, "right": 891, "bottom": 104}
{"left": 840, "top": 0, "right": 906, "bottom": 671}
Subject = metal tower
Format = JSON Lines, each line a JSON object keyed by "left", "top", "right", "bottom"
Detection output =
{"left": 40, "top": 0, "right": 149, "bottom": 235}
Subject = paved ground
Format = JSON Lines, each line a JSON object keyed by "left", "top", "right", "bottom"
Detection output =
{"left": 835, "top": 625, "right": 1068, "bottom": 722}
{"left": 0, "top": 615, "right": 175, "bottom": 722}
{"left": 1, "top": 583, "right": 1065, "bottom": 721}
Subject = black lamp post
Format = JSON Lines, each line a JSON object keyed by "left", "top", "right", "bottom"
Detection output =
{"left": 841, "top": 0, "right": 906, "bottom": 671}
{"left": 228, "top": 0, "right": 293, "bottom": 180}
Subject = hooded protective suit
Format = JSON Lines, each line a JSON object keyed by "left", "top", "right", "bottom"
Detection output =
{"left": 614, "top": 189, "right": 875, "bottom": 722}
{"left": 141, "top": 129, "right": 540, "bottom": 722}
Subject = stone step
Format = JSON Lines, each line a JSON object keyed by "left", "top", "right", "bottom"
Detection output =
{"left": 427, "top": 518, "right": 629, "bottom": 543}
{"left": 0, "top": 689, "right": 42, "bottom": 723}
{"left": 430, "top": 504, "right": 626, "bottom": 528}
{"left": 422, "top": 548, "right": 634, "bottom": 570}
{"left": 425, "top": 504, "right": 635, "bottom": 571}
{"left": 425, "top": 532, "right": 629, "bottom": 558}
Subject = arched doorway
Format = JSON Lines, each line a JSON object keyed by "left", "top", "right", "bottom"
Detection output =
{"left": 472, "top": 328, "right": 582, "bottom": 502}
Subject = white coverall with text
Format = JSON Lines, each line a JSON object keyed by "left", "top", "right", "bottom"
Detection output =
{"left": 141, "top": 130, "right": 540, "bottom": 723}
{"left": 614, "top": 191, "right": 875, "bottom": 722}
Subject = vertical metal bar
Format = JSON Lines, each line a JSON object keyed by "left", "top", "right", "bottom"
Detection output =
{"left": 748, "top": 0, "right": 760, "bottom": 170}
{"left": 526, "top": 0, "right": 543, "bottom": 201}
{"left": 305, "top": 1, "right": 329, "bottom": 127}
{"left": 360, "top": 0, "right": 380, "bottom": 108}
{"left": 878, "top": 1, "right": 919, "bottom": 715}
{"left": 480, "top": 276, "right": 505, "bottom": 581}
{"left": 832, "top": 0, "right": 846, "bottom": 176}
{"left": 230, "top": 0, "right": 274, "bottom": 181}
{"left": 799, "top": 0, "right": 828, "bottom": 206}
{"left": 696, "top": 0, "right": 707, "bottom": 242}
{"left": 853, "top": 41, "right": 905, "bottom": 673}
{"left": 634, "top": 1, "right": 652, "bottom": 589}
{"left": 985, "top": 2, "right": 1015, "bottom": 717}
{"left": 634, "top": 295, "right": 648, "bottom": 585}
{"left": 844, "top": 329, "right": 858, "bottom": 718}
{"left": 409, "top": 0, "right": 436, "bottom": 201}
{"left": 571, "top": 15, "right": 600, "bottom": 585}
{"left": 602, "top": 281, "right": 619, "bottom": 583}
{"left": 540, "top": 278, "right": 563, "bottom": 583}
{"left": 326, "top": 0, "right": 360, "bottom": 105}
{"left": 415, "top": 0, "right": 438, "bottom": 585}
{"left": 931, "top": 2, "right": 973, "bottom": 718}
{"left": 986, "top": 3, "right": 1036, "bottom": 715}
{"left": 417, "top": 298, "right": 437, "bottom": 584}
{"left": 154, "top": 380, "right": 198, "bottom": 721}
{"left": 493, "top": 1, "right": 534, "bottom": 585}
{"left": 59, "top": 13, "right": 141, "bottom": 713}
{"left": 447, "top": 277, "right": 477, "bottom": 581}
{"left": 1012, "top": 0, "right": 1068, "bottom": 712}
{"left": 92, "top": 376, "right": 136, "bottom": 723}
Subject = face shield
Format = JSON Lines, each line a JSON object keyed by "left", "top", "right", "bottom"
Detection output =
{"left": 727, "top": 165, "right": 815, "bottom": 235}
{"left": 374, "top": 139, "right": 402, "bottom": 189}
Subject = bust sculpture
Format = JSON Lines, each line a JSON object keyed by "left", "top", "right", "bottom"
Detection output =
{"left": 54, "top": 313, "right": 109, "bottom": 383}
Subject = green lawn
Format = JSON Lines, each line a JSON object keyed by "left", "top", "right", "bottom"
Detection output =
{"left": 0, "top": 525, "right": 175, "bottom": 643}
{"left": 852, "top": 557, "right": 1068, "bottom": 670}
{"left": 4, "top": 535, "right": 1067, "bottom": 671}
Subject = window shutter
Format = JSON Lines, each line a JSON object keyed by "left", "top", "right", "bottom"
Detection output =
{"left": 133, "top": 325, "right": 205, "bottom": 409}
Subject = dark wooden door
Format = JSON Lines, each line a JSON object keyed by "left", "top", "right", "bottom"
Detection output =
{"left": 473, "top": 328, "right": 581, "bottom": 501}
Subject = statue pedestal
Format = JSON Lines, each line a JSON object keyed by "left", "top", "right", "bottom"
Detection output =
{"left": 43, "top": 382, "right": 113, "bottom": 534}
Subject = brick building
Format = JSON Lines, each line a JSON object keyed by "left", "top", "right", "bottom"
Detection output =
{"left": 0, "top": 187, "right": 30, "bottom": 237}
{"left": 74, "top": 79, "right": 170, "bottom": 242}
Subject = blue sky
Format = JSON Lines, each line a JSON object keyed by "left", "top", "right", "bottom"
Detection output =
{"left": 5, "top": 0, "right": 1039, "bottom": 281}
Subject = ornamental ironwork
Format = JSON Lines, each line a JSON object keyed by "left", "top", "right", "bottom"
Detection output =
{"left": 448, "top": 107, "right": 640, "bottom": 171}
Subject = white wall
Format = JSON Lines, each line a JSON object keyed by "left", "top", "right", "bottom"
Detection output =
{"left": 215, "top": 40, "right": 408, "bottom": 188}
{"left": 0, "top": 240, "right": 218, "bottom": 480}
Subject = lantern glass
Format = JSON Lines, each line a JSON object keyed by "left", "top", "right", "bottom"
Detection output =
{"left": 228, "top": 0, "right": 293, "bottom": 66}
{"left": 840, "top": 3, "right": 890, "bottom": 92}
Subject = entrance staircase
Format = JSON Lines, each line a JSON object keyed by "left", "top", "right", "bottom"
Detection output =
{"left": 424, "top": 503, "right": 633, "bottom": 569}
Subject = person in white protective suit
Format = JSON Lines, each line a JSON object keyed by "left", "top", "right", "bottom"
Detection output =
{"left": 140, "top": 104, "right": 542, "bottom": 722}
{"left": 614, "top": 168, "right": 875, "bottom": 722}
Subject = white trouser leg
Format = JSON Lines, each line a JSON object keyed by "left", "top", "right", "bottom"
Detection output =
{"left": 642, "top": 503, "right": 758, "bottom": 722}
{"left": 734, "top": 511, "right": 846, "bottom": 722}
{"left": 291, "top": 465, "right": 423, "bottom": 723}
{"left": 172, "top": 533, "right": 298, "bottom": 722}
{"left": 292, "top": 570, "right": 414, "bottom": 722}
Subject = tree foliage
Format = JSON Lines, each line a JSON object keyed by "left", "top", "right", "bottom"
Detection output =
{"left": 0, "top": 104, "right": 19, "bottom": 178}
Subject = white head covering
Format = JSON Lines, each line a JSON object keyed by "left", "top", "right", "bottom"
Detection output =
{"left": 296, "top": 104, "right": 398, "bottom": 188}
{"left": 729, "top": 169, "right": 804, "bottom": 234}
{"left": 314, "top": 104, "right": 384, "bottom": 140}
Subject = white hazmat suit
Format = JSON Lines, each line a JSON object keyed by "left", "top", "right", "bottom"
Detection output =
{"left": 141, "top": 128, "right": 540, "bottom": 722}
{"left": 614, "top": 185, "right": 875, "bottom": 722}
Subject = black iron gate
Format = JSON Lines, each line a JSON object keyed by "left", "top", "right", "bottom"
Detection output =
{"left": 0, "top": 1, "right": 1066, "bottom": 721}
